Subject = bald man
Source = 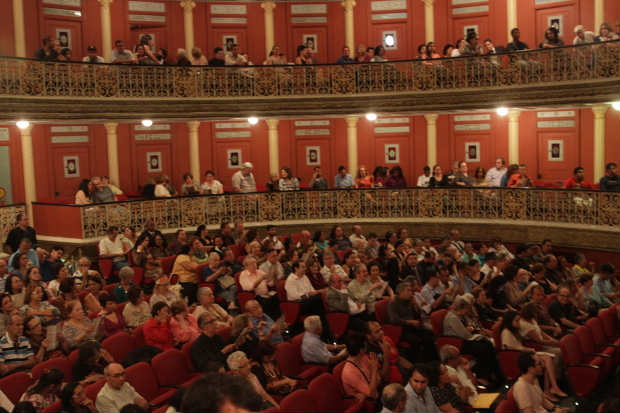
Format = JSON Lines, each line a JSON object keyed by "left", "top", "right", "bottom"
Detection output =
{"left": 95, "top": 363, "right": 148, "bottom": 412}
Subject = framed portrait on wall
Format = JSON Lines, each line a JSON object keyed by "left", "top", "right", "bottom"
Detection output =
{"left": 548, "top": 139, "right": 564, "bottom": 161}
{"left": 223, "top": 35, "right": 237, "bottom": 52}
{"left": 465, "top": 142, "right": 480, "bottom": 163}
{"left": 385, "top": 144, "right": 399, "bottom": 164}
{"left": 56, "top": 29, "right": 71, "bottom": 49}
{"left": 139, "top": 33, "right": 156, "bottom": 49}
{"left": 228, "top": 149, "right": 242, "bottom": 168}
{"left": 146, "top": 152, "right": 162, "bottom": 172}
{"left": 303, "top": 34, "right": 318, "bottom": 53}
{"left": 548, "top": 16, "right": 562, "bottom": 35}
{"left": 63, "top": 156, "right": 79, "bottom": 178}
{"left": 306, "top": 146, "right": 321, "bottom": 166}
{"left": 382, "top": 31, "right": 397, "bottom": 49}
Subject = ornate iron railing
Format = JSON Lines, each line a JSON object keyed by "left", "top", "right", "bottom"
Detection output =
{"left": 0, "top": 203, "right": 26, "bottom": 243}
{"left": 29, "top": 188, "right": 619, "bottom": 239}
{"left": 0, "top": 42, "right": 618, "bottom": 99}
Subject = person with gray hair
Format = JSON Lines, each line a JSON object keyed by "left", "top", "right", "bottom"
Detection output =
{"left": 113, "top": 266, "right": 134, "bottom": 303}
{"left": 227, "top": 351, "right": 279, "bottom": 409}
{"left": 301, "top": 315, "right": 348, "bottom": 365}
{"left": 443, "top": 296, "right": 504, "bottom": 384}
{"left": 95, "top": 363, "right": 148, "bottom": 412}
{"left": 439, "top": 345, "right": 478, "bottom": 404}
{"left": 381, "top": 383, "right": 407, "bottom": 413}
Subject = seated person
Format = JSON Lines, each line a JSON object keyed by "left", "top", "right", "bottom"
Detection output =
{"left": 99, "top": 293, "right": 125, "bottom": 338}
{"left": 325, "top": 273, "right": 366, "bottom": 315}
{"left": 347, "top": 264, "right": 381, "bottom": 314}
{"left": 142, "top": 302, "right": 174, "bottom": 351}
{"left": 548, "top": 286, "right": 587, "bottom": 330}
{"left": 72, "top": 340, "right": 114, "bottom": 384}
{"left": 239, "top": 256, "right": 280, "bottom": 320}
{"left": 300, "top": 315, "right": 347, "bottom": 365}
{"left": 113, "top": 267, "right": 134, "bottom": 303}
{"left": 284, "top": 261, "right": 329, "bottom": 327}
{"left": 193, "top": 286, "right": 233, "bottom": 329}
{"left": 57, "top": 278, "right": 101, "bottom": 316}
{"left": 59, "top": 382, "right": 96, "bottom": 413}
{"left": 365, "top": 321, "right": 412, "bottom": 384}
{"left": 251, "top": 341, "right": 299, "bottom": 397}
{"left": 245, "top": 299, "right": 283, "bottom": 345}
{"left": 169, "top": 299, "right": 200, "bottom": 346}
{"left": 191, "top": 313, "right": 237, "bottom": 373}
{"left": 19, "top": 368, "right": 63, "bottom": 411}
{"left": 122, "top": 286, "right": 151, "bottom": 329}
{"left": 149, "top": 275, "right": 180, "bottom": 307}
{"left": 172, "top": 240, "right": 202, "bottom": 304}
{"left": 98, "top": 226, "right": 130, "bottom": 271}
{"left": 404, "top": 364, "right": 441, "bottom": 413}
{"left": 95, "top": 363, "right": 149, "bottom": 413}
{"left": 427, "top": 361, "right": 468, "bottom": 412}
{"left": 513, "top": 353, "right": 569, "bottom": 413}
{"left": 21, "top": 284, "right": 61, "bottom": 326}
{"left": 341, "top": 332, "right": 381, "bottom": 402}
{"left": 227, "top": 351, "right": 279, "bottom": 410}
{"left": 61, "top": 301, "right": 101, "bottom": 352}
{"left": 529, "top": 286, "right": 563, "bottom": 338}
{"left": 381, "top": 383, "right": 407, "bottom": 413}
{"left": 201, "top": 252, "right": 237, "bottom": 306}
{"left": 0, "top": 313, "right": 35, "bottom": 376}
{"left": 438, "top": 345, "right": 479, "bottom": 406}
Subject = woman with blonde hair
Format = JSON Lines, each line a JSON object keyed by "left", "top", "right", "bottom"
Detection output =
{"left": 355, "top": 166, "right": 374, "bottom": 188}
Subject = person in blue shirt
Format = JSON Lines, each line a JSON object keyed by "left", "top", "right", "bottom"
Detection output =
{"left": 335, "top": 166, "right": 354, "bottom": 188}
{"left": 336, "top": 46, "right": 355, "bottom": 64}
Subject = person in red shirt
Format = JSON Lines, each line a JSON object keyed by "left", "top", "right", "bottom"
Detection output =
{"left": 143, "top": 301, "right": 174, "bottom": 351}
{"left": 562, "top": 166, "right": 593, "bottom": 189}
{"left": 507, "top": 164, "right": 532, "bottom": 187}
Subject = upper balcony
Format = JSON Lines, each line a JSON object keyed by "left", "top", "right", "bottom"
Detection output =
{"left": 0, "top": 42, "right": 618, "bottom": 122}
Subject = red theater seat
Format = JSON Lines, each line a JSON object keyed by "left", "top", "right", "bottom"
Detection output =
{"left": 125, "top": 361, "right": 176, "bottom": 406}
{"left": 308, "top": 373, "right": 363, "bottom": 413}
{"left": 494, "top": 388, "right": 516, "bottom": 413}
{"left": 574, "top": 325, "right": 615, "bottom": 377}
{"left": 31, "top": 357, "right": 73, "bottom": 382}
{"left": 560, "top": 333, "right": 603, "bottom": 396}
{"left": 275, "top": 341, "right": 325, "bottom": 381}
{"left": 151, "top": 349, "right": 202, "bottom": 388}
{"left": 374, "top": 298, "right": 404, "bottom": 346}
{"left": 102, "top": 331, "right": 136, "bottom": 364}
{"left": 85, "top": 379, "right": 106, "bottom": 402}
{"left": 280, "top": 389, "right": 317, "bottom": 413}
{"left": 430, "top": 309, "right": 464, "bottom": 351}
{"left": 0, "top": 372, "right": 34, "bottom": 404}
{"left": 160, "top": 256, "right": 177, "bottom": 275}
{"left": 491, "top": 321, "right": 524, "bottom": 381}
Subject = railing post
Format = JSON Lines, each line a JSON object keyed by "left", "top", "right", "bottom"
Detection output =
{"left": 19, "top": 123, "right": 36, "bottom": 223}
{"left": 187, "top": 121, "right": 201, "bottom": 182}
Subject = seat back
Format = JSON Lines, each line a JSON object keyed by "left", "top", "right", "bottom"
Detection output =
{"left": 308, "top": 373, "right": 344, "bottom": 412}
{"left": 104, "top": 283, "right": 118, "bottom": 294}
{"left": 99, "top": 258, "right": 114, "bottom": 279}
{"left": 85, "top": 379, "right": 106, "bottom": 402}
{"left": 181, "top": 338, "right": 198, "bottom": 371}
{"left": 326, "top": 312, "right": 349, "bottom": 339}
{"left": 586, "top": 318, "right": 608, "bottom": 348}
{"left": 237, "top": 292, "right": 255, "bottom": 313}
{"left": 0, "top": 372, "right": 34, "bottom": 404}
{"left": 600, "top": 307, "right": 619, "bottom": 338}
{"left": 102, "top": 331, "right": 137, "bottom": 364}
{"left": 216, "top": 326, "right": 232, "bottom": 343}
{"left": 495, "top": 388, "right": 517, "bottom": 413}
{"left": 275, "top": 342, "right": 302, "bottom": 377}
{"left": 374, "top": 298, "right": 391, "bottom": 324}
{"left": 276, "top": 280, "right": 288, "bottom": 301}
{"left": 575, "top": 325, "right": 597, "bottom": 355}
{"left": 430, "top": 309, "right": 448, "bottom": 336}
{"left": 280, "top": 389, "right": 317, "bottom": 413}
{"left": 133, "top": 325, "right": 146, "bottom": 348}
{"left": 132, "top": 266, "right": 145, "bottom": 286}
{"left": 125, "top": 362, "right": 160, "bottom": 401}
{"left": 544, "top": 293, "right": 558, "bottom": 308}
{"left": 560, "top": 333, "right": 583, "bottom": 365}
{"left": 160, "top": 256, "right": 177, "bottom": 275}
{"left": 31, "top": 357, "right": 73, "bottom": 382}
{"left": 152, "top": 349, "right": 191, "bottom": 387}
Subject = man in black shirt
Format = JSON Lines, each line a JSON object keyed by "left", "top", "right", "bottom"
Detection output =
{"left": 600, "top": 162, "right": 620, "bottom": 191}
{"left": 548, "top": 286, "right": 587, "bottom": 330}
{"left": 208, "top": 47, "right": 226, "bottom": 67}
{"left": 506, "top": 28, "right": 529, "bottom": 51}
{"left": 191, "top": 313, "right": 237, "bottom": 372}
{"left": 5, "top": 213, "right": 37, "bottom": 253}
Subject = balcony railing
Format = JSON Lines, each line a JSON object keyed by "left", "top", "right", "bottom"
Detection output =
{"left": 1, "top": 42, "right": 618, "bottom": 100}
{"left": 31, "top": 188, "right": 620, "bottom": 240}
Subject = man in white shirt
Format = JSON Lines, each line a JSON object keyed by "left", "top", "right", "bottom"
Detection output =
{"left": 111, "top": 40, "right": 136, "bottom": 64}
{"left": 82, "top": 45, "right": 104, "bottom": 63}
{"left": 95, "top": 363, "right": 149, "bottom": 413}
{"left": 225, "top": 44, "right": 248, "bottom": 66}
{"left": 573, "top": 25, "right": 595, "bottom": 45}
{"left": 231, "top": 162, "right": 257, "bottom": 193}
{"left": 480, "top": 252, "right": 499, "bottom": 279}
{"left": 98, "top": 226, "right": 130, "bottom": 270}
{"left": 259, "top": 249, "right": 285, "bottom": 285}
{"left": 485, "top": 157, "right": 507, "bottom": 187}
{"left": 348, "top": 225, "right": 367, "bottom": 246}
{"left": 416, "top": 166, "right": 431, "bottom": 187}
{"left": 439, "top": 344, "right": 478, "bottom": 405}
{"left": 285, "top": 262, "right": 331, "bottom": 337}
{"left": 513, "top": 353, "right": 567, "bottom": 413}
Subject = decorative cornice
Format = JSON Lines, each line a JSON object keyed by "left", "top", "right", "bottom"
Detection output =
{"left": 261, "top": 1, "right": 276, "bottom": 13}
{"left": 424, "top": 114, "right": 438, "bottom": 123}
{"left": 421, "top": 0, "right": 434, "bottom": 8}
{"left": 266, "top": 118, "right": 279, "bottom": 129}
{"left": 180, "top": 0, "right": 196, "bottom": 12}
{"left": 97, "top": 0, "right": 113, "bottom": 9}
{"left": 341, "top": 0, "right": 356, "bottom": 11}
{"left": 592, "top": 104, "right": 609, "bottom": 118}
{"left": 103, "top": 122, "right": 118, "bottom": 134}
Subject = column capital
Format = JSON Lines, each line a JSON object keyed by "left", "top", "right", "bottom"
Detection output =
{"left": 97, "top": 0, "right": 113, "bottom": 9}
{"left": 187, "top": 120, "right": 200, "bottom": 131}
{"left": 266, "top": 119, "right": 279, "bottom": 130}
{"left": 508, "top": 109, "right": 520, "bottom": 120}
{"left": 103, "top": 122, "right": 118, "bottom": 133}
{"left": 421, "top": 0, "right": 434, "bottom": 7}
{"left": 180, "top": 0, "right": 196, "bottom": 12}
{"left": 345, "top": 116, "right": 359, "bottom": 127}
{"left": 424, "top": 114, "right": 438, "bottom": 124}
{"left": 261, "top": 1, "right": 276, "bottom": 12}
{"left": 341, "top": 0, "right": 356, "bottom": 11}
{"left": 592, "top": 105, "right": 609, "bottom": 119}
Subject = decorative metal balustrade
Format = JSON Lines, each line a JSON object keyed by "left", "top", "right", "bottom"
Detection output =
{"left": 0, "top": 203, "right": 26, "bottom": 243}
{"left": 30, "top": 188, "right": 618, "bottom": 239}
{"left": 0, "top": 42, "right": 618, "bottom": 99}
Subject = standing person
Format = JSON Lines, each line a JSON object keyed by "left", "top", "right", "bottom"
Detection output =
{"left": 599, "top": 162, "right": 620, "bottom": 191}
{"left": 5, "top": 213, "right": 37, "bottom": 254}
{"left": 201, "top": 170, "right": 224, "bottom": 194}
{"left": 416, "top": 166, "right": 431, "bottom": 187}
{"left": 335, "top": 166, "right": 354, "bottom": 188}
{"left": 278, "top": 167, "right": 300, "bottom": 191}
{"left": 232, "top": 162, "right": 257, "bottom": 193}
{"left": 355, "top": 166, "right": 374, "bottom": 188}
{"left": 309, "top": 166, "right": 329, "bottom": 189}
{"left": 485, "top": 158, "right": 507, "bottom": 187}
{"left": 385, "top": 166, "right": 407, "bottom": 188}
{"left": 429, "top": 165, "right": 449, "bottom": 188}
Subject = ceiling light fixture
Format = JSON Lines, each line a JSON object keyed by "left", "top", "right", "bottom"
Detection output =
{"left": 141, "top": 119, "right": 153, "bottom": 127}
{"left": 248, "top": 117, "right": 259, "bottom": 125}
{"left": 16, "top": 120, "right": 30, "bottom": 130}
{"left": 496, "top": 107, "right": 509, "bottom": 116}
{"left": 365, "top": 113, "right": 377, "bottom": 121}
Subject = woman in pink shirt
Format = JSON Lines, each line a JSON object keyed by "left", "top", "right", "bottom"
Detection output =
{"left": 341, "top": 333, "right": 380, "bottom": 402}
{"left": 169, "top": 300, "right": 200, "bottom": 345}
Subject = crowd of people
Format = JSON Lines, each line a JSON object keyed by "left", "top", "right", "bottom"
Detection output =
{"left": 0, "top": 208, "right": 618, "bottom": 412}
{"left": 33, "top": 24, "right": 619, "bottom": 68}
{"left": 70, "top": 159, "right": 620, "bottom": 205}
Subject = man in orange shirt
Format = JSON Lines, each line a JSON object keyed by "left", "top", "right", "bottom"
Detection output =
{"left": 507, "top": 164, "right": 532, "bottom": 187}
{"left": 562, "top": 166, "right": 593, "bottom": 189}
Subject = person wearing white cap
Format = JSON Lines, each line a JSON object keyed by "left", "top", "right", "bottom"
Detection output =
{"left": 231, "top": 162, "right": 257, "bottom": 193}
{"left": 573, "top": 25, "right": 595, "bottom": 45}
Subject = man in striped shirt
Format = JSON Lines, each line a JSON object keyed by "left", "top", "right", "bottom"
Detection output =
{"left": 0, "top": 314, "right": 35, "bottom": 376}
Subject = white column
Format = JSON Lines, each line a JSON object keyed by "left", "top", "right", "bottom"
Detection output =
{"left": 592, "top": 105, "right": 608, "bottom": 182}
{"left": 12, "top": 0, "right": 26, "bottom": 57}
{"left": 341, "top": 0, "right": 356, "bottom": 53}
{"left": 345, "top": 116, "right": 359, "bottom": 175}
{"left": 187, "top": 121, "right": 201, "bottom": 181}
{"left": 104, "top": 123, "right": 119, "bottom": 186}
{"left": 19, "top": 124, "right": 36, "bottom": 221}
{"left": 421, "top": 0, "right": 435, "bottom": 43}
{"left": 180, "top": 0, "right": 196, "bottom": 53}
{"left": 266, "top": 119, "right": 280, "bottom": 177}
{"left": 506, "top": 0, "right": 517, "bottom": 44}
{"left": 98, "top": 0, "right": 114, "bottom": 62}
{"left": 424, "top": 114, "right": 438, "bottom": 167}
{"left": 508, "top": 109, "right": 520, "bottom": 165}
{"left": 594, "top": 0, "right": 604, "bottom": 33}
{"left": 261, "top": 1, "right": 276, "bottom": 59}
